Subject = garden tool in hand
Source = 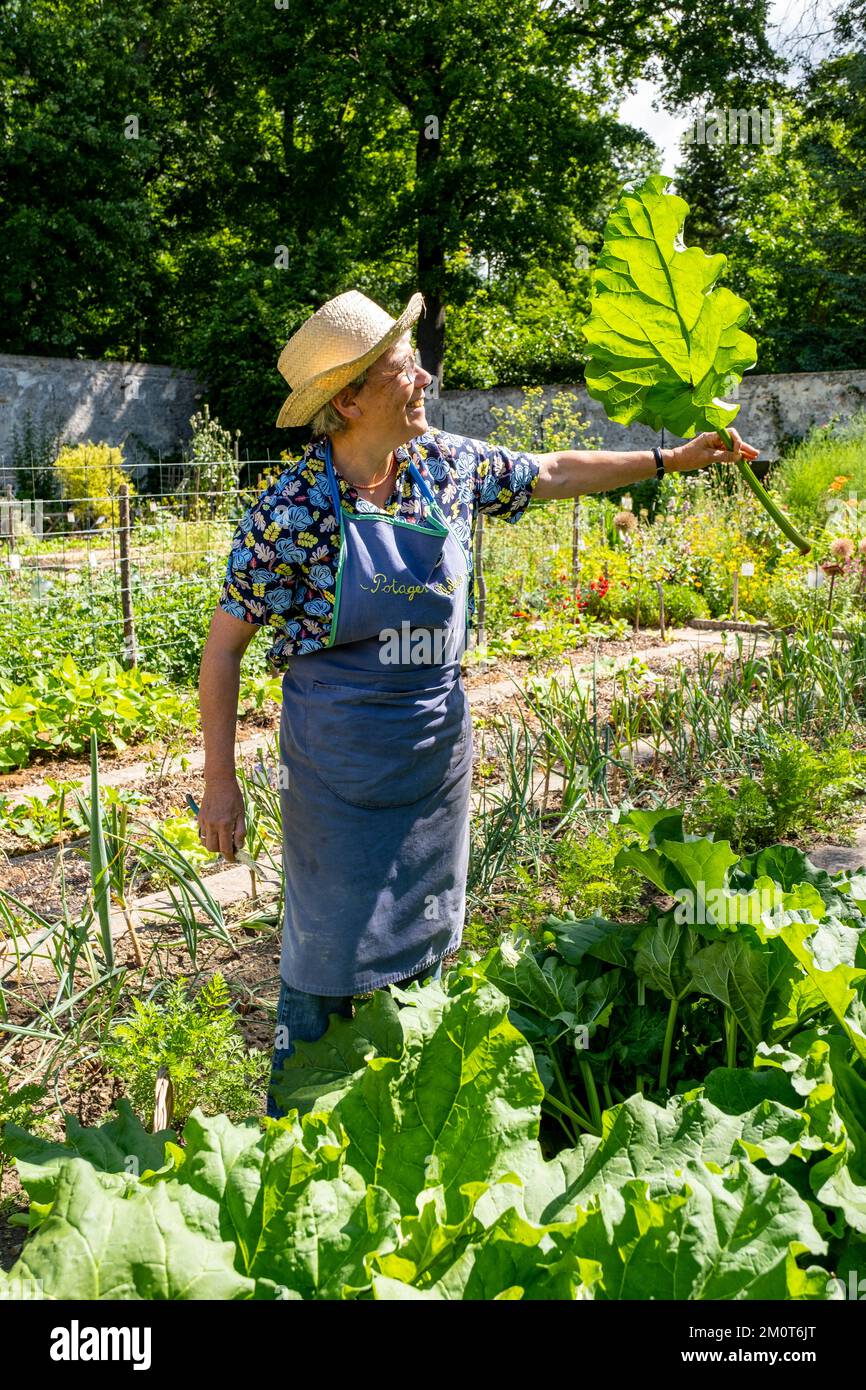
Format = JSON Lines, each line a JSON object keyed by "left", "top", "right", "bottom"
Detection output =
{"left": 186, "top": 794, "right": 281, "bottom": 881}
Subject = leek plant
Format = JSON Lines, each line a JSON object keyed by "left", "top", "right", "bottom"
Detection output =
{"left": 520, "top": 662, "right": 631, "bottom": 819}
{"left": 468, "top": 715, "right": 546, "bottom": 902}
{"left": 132, "top": 822, "right": 234, "bottom": 963}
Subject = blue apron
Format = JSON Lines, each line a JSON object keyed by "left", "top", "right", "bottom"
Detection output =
{"left": 277, "top": 439, "right": 473, "bottom": 995}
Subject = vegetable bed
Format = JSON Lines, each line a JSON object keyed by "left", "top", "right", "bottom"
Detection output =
{"left": 2, "top": 810, "right": 864, "bottom": 1300}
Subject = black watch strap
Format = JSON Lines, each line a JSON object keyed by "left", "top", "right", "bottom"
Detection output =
{"left": 652, "top": 446, "right": 666, "bottom": 481}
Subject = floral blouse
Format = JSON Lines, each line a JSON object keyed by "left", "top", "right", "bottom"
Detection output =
{"left": 218, "top": 427, "right": 541, "bottom": 669}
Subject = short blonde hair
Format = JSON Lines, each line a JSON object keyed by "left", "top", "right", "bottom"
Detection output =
{"left": 309, "top": 366, "right": 369, "bottom": 438}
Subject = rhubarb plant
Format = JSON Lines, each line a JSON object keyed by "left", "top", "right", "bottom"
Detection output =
{"left": 582, "top": 175, "right": 812, "bottom": 555}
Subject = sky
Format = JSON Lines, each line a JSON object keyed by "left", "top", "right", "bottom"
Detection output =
{"left": 616, "top": 0, "right": 844, "bottom": 172}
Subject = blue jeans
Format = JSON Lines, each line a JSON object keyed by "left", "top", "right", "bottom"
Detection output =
{"left": 266, "top": 959, "right": 444, "bottom": 1119}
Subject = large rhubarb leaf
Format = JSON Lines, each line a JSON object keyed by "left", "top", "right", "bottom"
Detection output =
{"left": 568, "top": 1166, "right": 830, "bottom": 1300}
{"left": 319, "top": 979, "right": 547, "bottom": 1223}
{"left": 581, "top": 175, "right": 811, "bottom": 553}
{"left": 5, "top": 1157, "right": 255, "bottom": 1300}
{"left": 582, "top": 174, "right": 757, "bottom": 438}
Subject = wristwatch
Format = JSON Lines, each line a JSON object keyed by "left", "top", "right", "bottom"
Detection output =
{"left": 652, "top": 446, "right": 666, "bottom": 481}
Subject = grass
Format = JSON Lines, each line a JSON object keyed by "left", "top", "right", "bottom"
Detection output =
{"left": 774, "top": 411, "right": 866, "bottom": 536}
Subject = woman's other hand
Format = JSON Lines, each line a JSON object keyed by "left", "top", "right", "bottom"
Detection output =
{"left": 198, "top": 777, "right": 246, "bottom": 861}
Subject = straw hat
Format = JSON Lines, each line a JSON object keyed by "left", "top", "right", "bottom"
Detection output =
{"left": 275, "top": 289, "right": 426, "bottom": 428}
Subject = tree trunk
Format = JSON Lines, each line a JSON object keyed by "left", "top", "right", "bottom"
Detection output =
{"left": 414, "top": 78, "right": 447, "bottom": 387}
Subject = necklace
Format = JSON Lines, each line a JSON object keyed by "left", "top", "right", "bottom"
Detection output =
{"left": 348, "top": 452, "right": 397, "bottom": 491}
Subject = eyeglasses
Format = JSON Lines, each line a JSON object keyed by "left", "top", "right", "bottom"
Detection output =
{"left": 376, "top": 351, "right": 421, "bottom": 385}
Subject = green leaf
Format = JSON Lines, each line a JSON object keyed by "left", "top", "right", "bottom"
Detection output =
{"left": 582, "top": 175, "right": 757, "bottom": 439}
{"left": 271, "top": 988, "right": 404, "bottom": 1118}
{"left": 540, "top": 914, "right": 638, "bottom": 968}
{"left": 6, "top": 1099, "right": 176, "bottom": 1210}
{"left": 325, "top": 981, "right": 546, "bottom": 1223}
{"left": 581, "top": 175, "right": 811, "bottom": 554}
{"left": 810, "top": 1043, "right": 866, "bottom": 1235}
{"left": 633, "top": 915, "right": 699, "bottom": 1001}
{"left": 5, "top": 1158, "right": 255, "bottom": 1299}
{"left": 614, "top": 835, "right": 740, "bottom": 923}
{"left": 612, "top": 807, "right": 688, "bottom": 845}
{"left": 777, "top": 916, "right": 866, "bottom": 1062}
{"left": 687, "top": 935, "right": 798, "bottom": 1045}
{"left": 571, "top": 1167, "right": 830, "bottom": 1300}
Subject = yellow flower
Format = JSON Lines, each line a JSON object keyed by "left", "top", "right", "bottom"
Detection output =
{"left": 263, "top": 522, "right": 281, "bottom": 541}
{"left": 244, "top": 531, "right": 255, "bottom": 548}
{"left": 297, "top": 531, "right": 317, "bottom": 547}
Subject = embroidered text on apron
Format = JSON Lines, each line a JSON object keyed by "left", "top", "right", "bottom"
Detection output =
{"left": 277, "top": 439, "right": 473, "bottom": 994}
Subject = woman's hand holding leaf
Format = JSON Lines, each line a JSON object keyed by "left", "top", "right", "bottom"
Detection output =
{"left": 670, "top": 427, "right": 760, "bottom": 473}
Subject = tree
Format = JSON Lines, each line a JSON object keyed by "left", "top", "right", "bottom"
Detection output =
{"left": 0, "top": 0, "right": 782, "bottom": 454}
{"left": 673, "top": 8, "right": 866, "bottom": 374}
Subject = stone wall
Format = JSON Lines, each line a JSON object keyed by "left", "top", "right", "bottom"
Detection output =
{"left": 1, "top": 350, "right": 864, "bottom": 485}
{"left": 423, "top": 369, "right": 866, "bottom": 459}
{"left": 0, "top": 353, "right": 203, "bottom": 480}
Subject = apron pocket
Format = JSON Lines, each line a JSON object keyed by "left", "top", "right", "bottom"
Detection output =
{"left": 306, "top": 678, "right": 469, "bottom": 809}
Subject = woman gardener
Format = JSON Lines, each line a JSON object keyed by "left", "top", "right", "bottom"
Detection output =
{"left": 197, "top": 289, "right": 759, "bottom": 1118}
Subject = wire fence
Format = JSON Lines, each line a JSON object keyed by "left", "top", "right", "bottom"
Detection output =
{"left": 0, "top": 455, "right": 579, "bottom": 683}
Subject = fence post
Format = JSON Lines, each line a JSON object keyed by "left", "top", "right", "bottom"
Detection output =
{"left": 474, "top": 513, "right": 487, "bottom": 649}
{"left": 118, "top": 483, "right": 138, "bottom": 667}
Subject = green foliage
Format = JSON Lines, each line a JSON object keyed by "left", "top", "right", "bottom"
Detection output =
{"left": 99, "top": 973, "right": 270, "bottom": 1128}
{"left": 7, "top": 804, "right": 866, "bottom": 1301}
{"left": 10, "top": 410, "right": 63, "bottom": 502}
{"left": 582, "top": 175, "right": 757, "bottom": 440}
{"left": 689, "top": 734, "right": 866, "bottom": 852}
{"left": 596, "top": 579, "right": 710, "bottom": 626}
{"left": 53, "top": 442, "right": 133, "bottom": 529}
{"left": 688, "top": 777, "right": 776, "bottom": 854}
{"left": 682, "top": 43, "right": 866, "bottom": 377}
{"left": 146, "top": 813, "right": 218, "bottom": 873}
{"left": 0, "top": 1072, "right": 47, "bottom": 1184}
{"left": 0, "top": 570, "right": 267, "bottom": 690}
{"left": 0, "top": 0, "right": 778, "bottom": 452}
{"left": 444, "top": 273, "right": 594, "bottom": 391}
{"left": 761, "top": 732, "right": 866, "bottom": 840}
{"left": 487, "top": 383, "right": 603, "bottom": 454}
{"left": 0, "top": 655, "right": 196, "bottom": 770}
{"left": 774, "top": 413, "right": 866, "bottom": 535}
{"left": 5, "top": 843, "right": 865, "bottom": 1298}
{"left": 0, "top": 779, "right": 86, "bottom": 849}
{"left": 582, "top": 175, "right": 811, "bottom": 554}
{"left": 177, "top": 406, "right": 240, "bottom": 521}
{"left": 552, "top": 829, "right": 644, "bottom": 918}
